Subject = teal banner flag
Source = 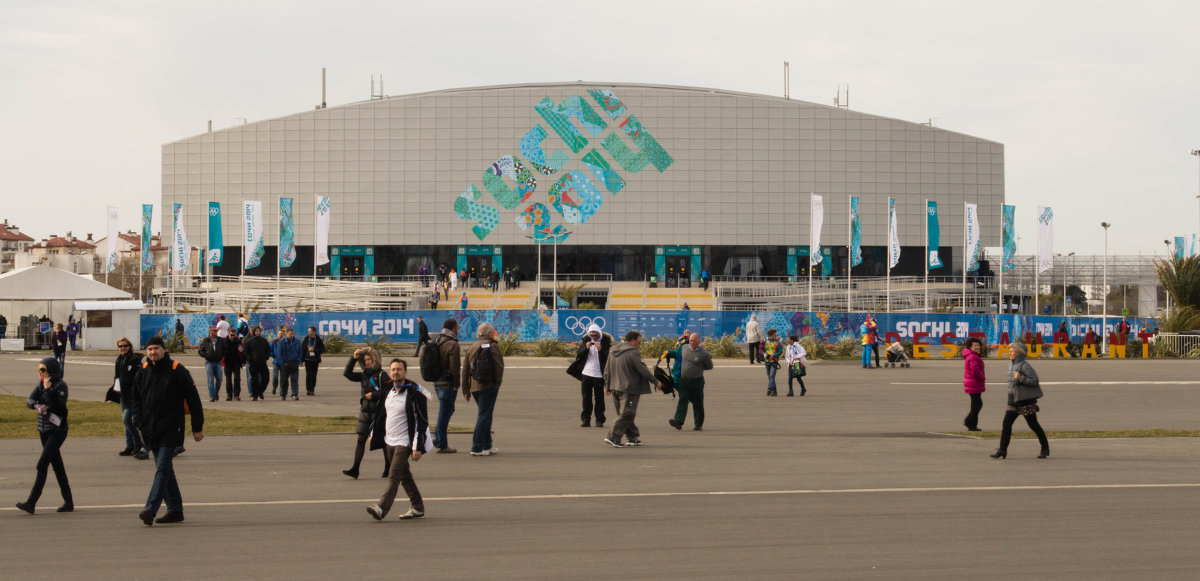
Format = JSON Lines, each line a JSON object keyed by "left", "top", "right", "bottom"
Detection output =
{"left": 850, "top": 197, "right": 863, "bottom": 268}
{"left": 141, "top": 204, "right": 153, "bottom": 272}
{"left": 279, "top": 198, "right": 296, "bottom": 268}
{"left": 1002, "top": 204, "right": 1016, "bottom": 272}
{"left": 1175, "top": 236, "right": 1186, "bottom": 259}
{"left": 926, "top": 201, "right": 942, "bottom": 269}
{"left": 207, "top": 202, "right": 223, "bottom": 266}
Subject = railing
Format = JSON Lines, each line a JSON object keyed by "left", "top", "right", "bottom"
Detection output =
{"left": 1151, "top": 333, "right": 1200, "bottom": 357}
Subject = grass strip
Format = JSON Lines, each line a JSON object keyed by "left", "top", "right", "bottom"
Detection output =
{"left": 0, "top": 395, "right": 356, "bottom": 439}
{"left": 951, "top": 429, "right": 1200, "bottom": 439}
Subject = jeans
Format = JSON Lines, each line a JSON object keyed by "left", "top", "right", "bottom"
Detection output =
{"left": 304, "top": 360, "right": 320, "bottom": 394}
{"left": 470, "top": 387, "right": 498, "bottom": 453}
{"left": 607, "top": 392, "right": 640, "bottom": 442}
{"left": 248, "top": 363, "right": 269, "bottom": 398}
{"left": 224, "top": 364, "right": 242, "bottom": 397}
{"left": 379, "top": 445, "right": 423, "bottom": 514}
{"left": 28, "top": 429, "right": 70, "bottom": 506}
{"left": 580, "top": 375, "right": 606, "bottom": 425}
{"left": 281, "top": 363, "right": 300, "bottom": 397}
{"left": 965, "top": 393, "right": 983, "bottom": 430}
{"left": 765, "top": 362, "right": 778, "bottom": 393}
{"left": 271, "top": 364, "right": 282, "bottom": 393}
{"left": 145, "top": 445, "right": 182, "bottom": 513}
{"left": 673, "top": 377, "right": 705, "bottom": 428}
{"left": 121, "top": 404, "right": 144, "bottom": 451}
{"left": 434, "top": 386, "right": 456, "bottom": 450}
{"left": 205, "top": 361, "right": 223, "bottom": 399}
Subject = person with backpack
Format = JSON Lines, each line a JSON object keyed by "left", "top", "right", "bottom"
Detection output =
{"left": 460, "top": 322, "right": 504, "bottom": 456}
{"left": 421, "top": 319, "right": 460, "bottom": 454}
{"left": 342, "top": 347, "right": 391, "bottom": 479}
{"left": 567, "top": 323, "right": 612, "bottom": 428}
{"left": 760, "top": 328, "right": 784, "bottom": 396}
{"left": 603, "top": 330, "right": 660, "bottom": 448}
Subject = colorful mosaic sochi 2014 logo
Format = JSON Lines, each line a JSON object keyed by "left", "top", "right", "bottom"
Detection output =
{"left": 454, "top": 89, "right": 674, "bottom": 242}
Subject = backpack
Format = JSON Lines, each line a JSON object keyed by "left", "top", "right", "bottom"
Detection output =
{"left": 419, "top": 336, "right": 455, "bottom": 383}
{"left": 470, "top": 344, "right": 496, "bottom": 384}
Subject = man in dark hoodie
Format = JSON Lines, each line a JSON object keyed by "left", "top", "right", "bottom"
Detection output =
{"left": 243, "top": 326, "right": 272, "bottom": 401}
{"left": 129, "top": 335, "right": 204, "bottom": 526}
{"left": 603, "top": 331, "right": 660, "bottom": 448}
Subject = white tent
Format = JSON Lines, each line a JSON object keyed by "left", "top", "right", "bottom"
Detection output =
{"left": 0, "top": 265, "right": 135, "bottom": 350}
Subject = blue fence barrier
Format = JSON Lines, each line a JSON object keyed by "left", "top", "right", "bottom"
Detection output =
{"left": 142, "top": 310, "right": 1154, "bottom": 351}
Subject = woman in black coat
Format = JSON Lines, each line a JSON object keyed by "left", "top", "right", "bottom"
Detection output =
{"left": 15, "top": 357, "right": 73, "bottom": 514}
{"left": 341, "top": 347, "right": 390, "bottom": 479}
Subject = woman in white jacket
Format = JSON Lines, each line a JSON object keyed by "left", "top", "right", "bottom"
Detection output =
{"left": 783, "top": 334, "right": 808, "bottom": 397}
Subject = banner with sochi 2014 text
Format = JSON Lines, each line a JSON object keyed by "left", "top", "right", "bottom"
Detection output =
{"left": 888, "top": 198, "right": 900, "bottom": 269}
{"left": 279, "top": 197, "right": 296, "bottom": 268}
{"left": 141, "top": 204, "right": 153, "bottom": 272}
{"left": 810, "top": 194, "right": 823, "bottom": 266}
{"left": 965, "top": 202, "right": 980, "bottom": 273}
{"left": 244, "top": 201, "right": 264, "bottom": 269}
{"left": 143, "top": 310, "right": 1154, "bottom": 359}
{"left": 172, "top": 203, "right": 189, "bottom": 274}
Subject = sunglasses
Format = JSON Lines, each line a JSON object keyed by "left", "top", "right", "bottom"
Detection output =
{"left": 118, "top": 343, "right": 131, "bottom": 348}
{"left": 38, "top": 367, "right": 48, "bottom": 373}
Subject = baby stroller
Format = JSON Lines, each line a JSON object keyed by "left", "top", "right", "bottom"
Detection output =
{"left": 885, "top": 343, "right": 910, "bottom": 368}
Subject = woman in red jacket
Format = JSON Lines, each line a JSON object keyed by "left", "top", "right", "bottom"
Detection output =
{"left": 961, "top": 337, "right": 986, "bottom": 431}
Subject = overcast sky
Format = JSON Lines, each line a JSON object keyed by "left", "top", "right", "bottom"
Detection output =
{"left": 2, "top": 1, "right": 1197, "bottom": 256}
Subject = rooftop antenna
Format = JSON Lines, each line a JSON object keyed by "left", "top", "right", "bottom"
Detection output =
{"left": 370, "top": 73, "right": 384, "bottom": 100}
{"left": 783, "top": 61, "right": 790, "bottom": 100}
{"left": 921, "top": 117, "right": 940, "bottom": 127}
{"left": 833, "top": 84, "right": 849, "bottom": 109}
{"left": 316, "top": 67, "right": 327, "bottom": 109}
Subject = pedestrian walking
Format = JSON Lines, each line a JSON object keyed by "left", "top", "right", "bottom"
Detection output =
{"left": 760, "top": 328, "right": 784, "bottom": 396}
{"left": 277, "top": 328, "right": 302, "bottom": 400}
{"left": 342, "top": 347, "right": 390, "bottom": 479}
{"left": 51, "top": 323, "right": 68, "bottom": 371}
{"left": 426, "top": 319, "right": 461, "bottom": 454}
{"left": 243, "top": 326, "right": 271, "bottom": 400}
{"left": 461, "top": 322, "right": 504, "bottom": 456}
{"left": 366, "top": 358, "right": 431, "bottom": 521}
{"left": 962, "top": 337, "right": 986, "bottom": 432}
{"left": 669, "top": 333, "right": 712, "bottom": 430}
{"left": 174, "top": 319, "right": 186, "bottom": 346}
{"left": 66, "top": 316, "right": 80, "bottom": 350}
{"left": 113, "top": 338, "right": 148, "bottom": 459}
{"left": 414, "top": 316, "right": 430, "bottom": 357}
{"left": 991, "top": 342, "right": 1050, "bottom": 459}
{"left": 784, "top": 334, "right": 808, "bottom": 397}
{"left": 221, "top": 330, "right": 243, "bottom": 401}
{"left": 129, "top": 336, "right": 204, "bottom": 525}
{"left": 196, "top": 326, "right": 225, "bottom": 402}
{"left": 603, "top": 330, "right": 659, "bottom": 448}
{"left": 746, "top": 314, "right": 762, "bottom": 364}
{"left": 269, "top": 328, "right": 285, "bottom": 396}
{"left": 867, "top": 316, "right": 882, "bottom": 368}
{"left": 567, "top": 323, "right": 612, "bottom": 428}
{"left": 301, "top": 326, "right": 325, "bottom": 396}
{"left": 14, "top": 357, "right": 73, "bottom": 515}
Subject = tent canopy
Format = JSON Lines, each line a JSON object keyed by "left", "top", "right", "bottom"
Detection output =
{"left": 0, "top": 265, "right": 133, "bottom": 300}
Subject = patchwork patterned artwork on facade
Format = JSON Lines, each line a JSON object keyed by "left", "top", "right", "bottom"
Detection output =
{"left": 454, "top": 89, "right": 673, "bottom": 242}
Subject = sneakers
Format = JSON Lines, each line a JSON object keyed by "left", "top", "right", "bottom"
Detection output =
{"left": 469, "top": 449, "right": 491, "bottom": 456}
{"left": 436, "top": 447, "right": 457, "bottom": 454}
{"left": 134, "top": 449, "right": 149, "bottom": 460}
{"left": 626, "top": 438, "right": 643, "bottom": 447}
{"left": 604, "top": 438, "right": 625, "bottom": 448}
{"left": 398, "top": 507, "right": 424, "bottom": 520}
{"left": 668, "top": 419, "right": 683, "bottom": 430}
{"left": 366, "top": 505, "right": 385, "bottom": 521}
{"left": 487, "top": 447, "right": 498, "bottom": 454}
{"left": 291, "top": 395, "right": 300, "bottom": 401}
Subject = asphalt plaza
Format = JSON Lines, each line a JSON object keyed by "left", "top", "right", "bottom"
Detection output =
{"left": 1, "top": 350, "right": 1199, "bottom": 580}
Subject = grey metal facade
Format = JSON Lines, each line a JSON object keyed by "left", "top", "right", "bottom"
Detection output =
{"left": 162, "top": 81, "right": 1003, "bottom": 275}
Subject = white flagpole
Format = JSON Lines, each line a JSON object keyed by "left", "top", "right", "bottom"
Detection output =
{"left": 807, "top": 195, "right": 813, "bottom": 312}
{"left": 924, "top": 199, "right": 929, "bottom": 313}
{"left": 847, "top": 197, "right": 852, "bottom": 313}
{"left": 276, "top": 197, "right": 281, "bottom": 310}
{"left": 886, "top": 197, "right": 892, "bottom": 314}
{"left": 1034, "top": 215, "right": 1040, "bottom": 316}
{"left": 962, "top": 202, "right": 968, "bottom": 313}
{"left": 998, "top": 242, "right": 1004, "bottom": 316}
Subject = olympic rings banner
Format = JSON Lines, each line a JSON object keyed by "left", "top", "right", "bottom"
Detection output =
{"left": 143, "top": 310, "right": 1154, "bottom": 358}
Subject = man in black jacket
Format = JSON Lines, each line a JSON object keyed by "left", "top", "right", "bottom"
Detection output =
{"left": 196, "top": 326, "right": 225, "bottom": 402}
{"left": 301, "top": 326, "right": 325, "bottom": 397}
{"left": 414, "top": 316, "right": 430, "bottom": 357}
{"left": 129, "top": 335, "right": 204, "bottom": 526}
{"left": 568, "top": 324, "right": 612, "bottom": 428}
{"left": 114, "top": 337, "right": 147, "bottom": 459}
{"left": 243, "top": 326, "right": 272, "bottom": 401}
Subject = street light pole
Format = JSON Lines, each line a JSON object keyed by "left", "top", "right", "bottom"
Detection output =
{"left": 1191, "top": 150, "right": 1200, "bottom": 239}
{"left": 1101, "top": 222, "right": 1110, "bottom": 355}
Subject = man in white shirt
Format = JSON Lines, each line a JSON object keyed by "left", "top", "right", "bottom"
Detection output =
{"left": 366, "top": 358, "right": 428, "bottom": 521}
{"left": 568, "top": 324, "right": 612, "bottom": 428}
{"left": 215, "top": 315, "right": 231, "bottom": 340}
{"left": 746, "top": 314, "right": 762, "bottom": 365}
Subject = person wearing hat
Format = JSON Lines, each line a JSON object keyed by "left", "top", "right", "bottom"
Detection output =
{"left": 568, "top": 323, "right": 612, "bottom": 428}
{"left": 991, "top": 342, "right": 1050, "bottom": 459}
{"left": 128, "top": 335, "right": 205, "bottom": 526}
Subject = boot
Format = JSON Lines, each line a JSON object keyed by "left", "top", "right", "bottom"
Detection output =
{"left": 1038, "top": 448, "right": 1050, "bottom": 459}
{"left": 989, "top": 449, "right": 1007, "bottom": 459}
{"left": 57, "top": 488, "right": 73, "bottom": 512}
{"left": 15, "top": 501, "right": 35, "bottom": 514}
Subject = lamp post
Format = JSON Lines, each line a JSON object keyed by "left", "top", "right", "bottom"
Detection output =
{"left": 1191, "top": 150, "right": 1199, "bottom": 237}
{"left": 523, "top": 233, "right": 544, "bottom": 309}
{"left": 551, "top": 229, "right": 572, "bottom": 310}
{"left": 1101, "top": 222, "right": 1110, "bottom": 355}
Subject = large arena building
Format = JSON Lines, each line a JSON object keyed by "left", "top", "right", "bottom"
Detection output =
{"left": 162, "top": 81, "right": 1004, "bottom": 284}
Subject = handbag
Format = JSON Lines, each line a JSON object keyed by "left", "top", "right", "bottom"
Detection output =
{"left": 1019, "top": 403, "right": 1040, "bottom": 416}
{"left": 791, "top": 360, "right": 806, "bottom": 377}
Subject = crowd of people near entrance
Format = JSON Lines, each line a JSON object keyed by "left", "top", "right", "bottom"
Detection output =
{"left": 14, "top": 311, "right": 1062, "bottom": 523}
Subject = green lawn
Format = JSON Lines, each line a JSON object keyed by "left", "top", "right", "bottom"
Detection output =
{"left": 951, "top": 429, "right": 1200, "bottom": 439}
